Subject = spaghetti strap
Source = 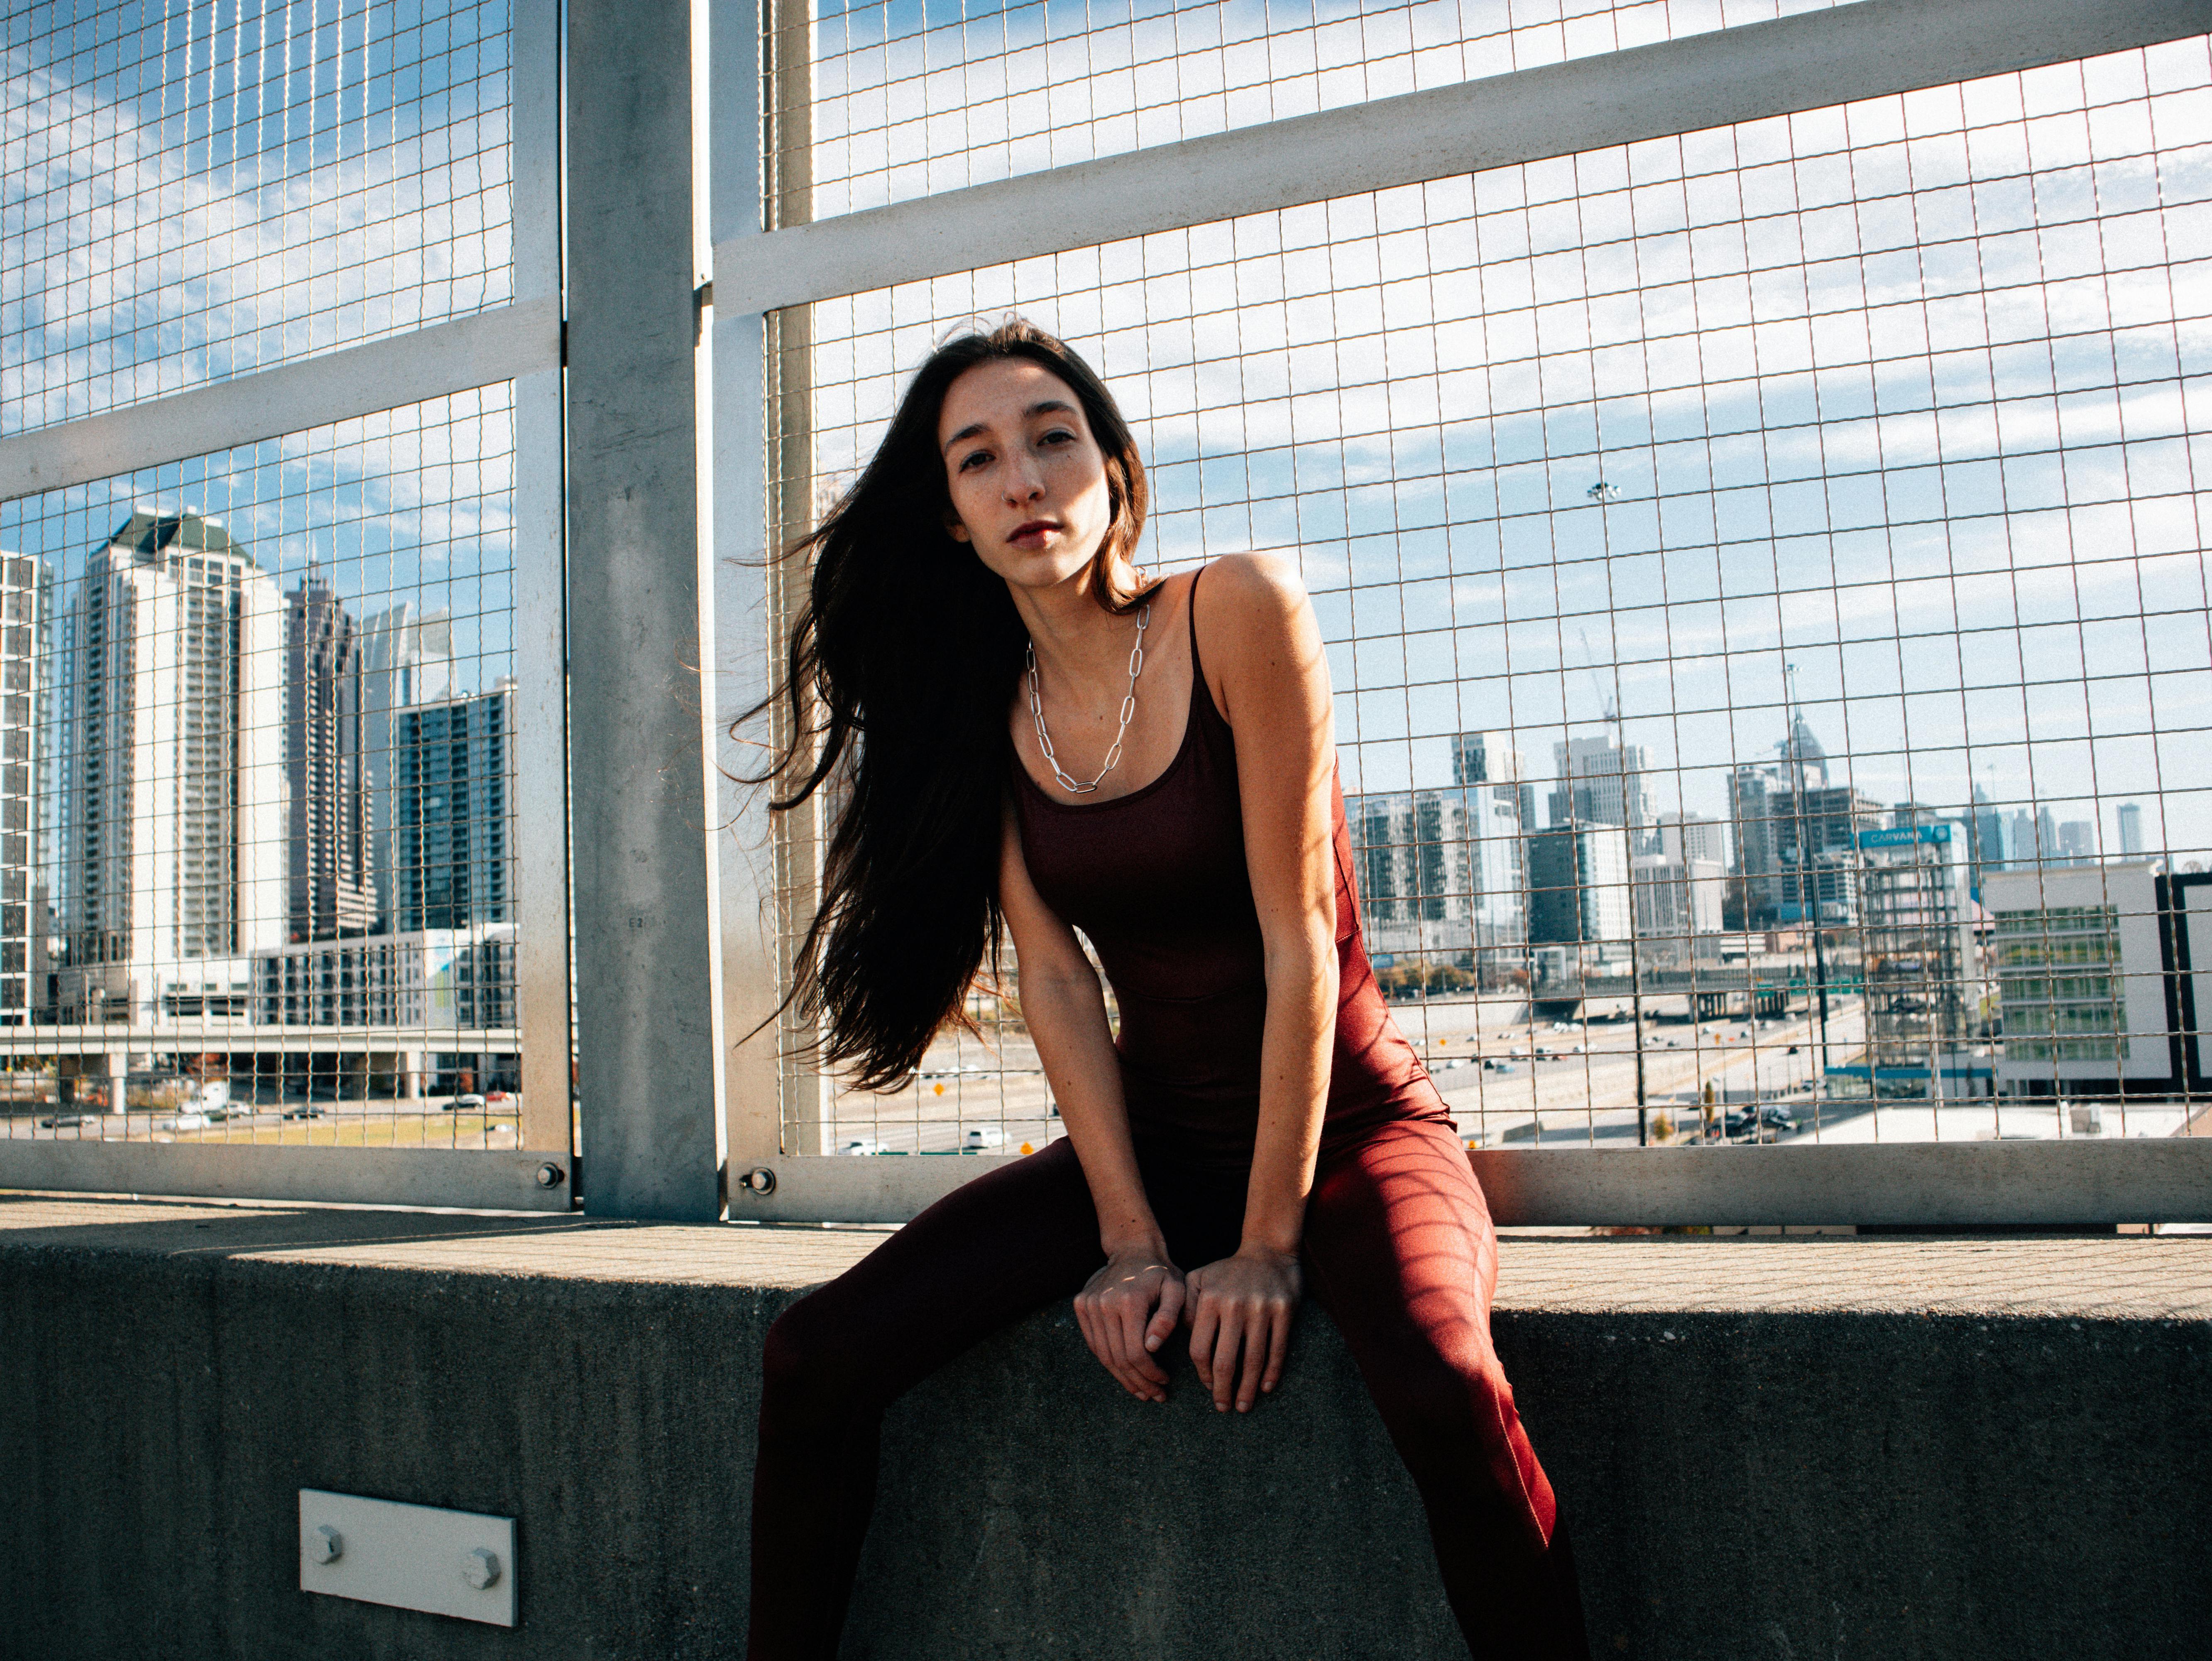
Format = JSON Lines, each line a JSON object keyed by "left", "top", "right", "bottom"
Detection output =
{"left": 1187, "top": 565, "right": 1206, "bottom": 697}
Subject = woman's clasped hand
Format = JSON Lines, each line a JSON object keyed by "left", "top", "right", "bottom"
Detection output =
{"left": 1072, "top": 1242, "right": 1303, "bottom": 1412}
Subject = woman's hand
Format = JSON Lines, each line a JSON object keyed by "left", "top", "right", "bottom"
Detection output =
{"left": 1074, "top": 1247, "right": 1187, "bottom": 1404}
{"left": 1185, "top": 1245, "right": 1303, "bottom": 1413}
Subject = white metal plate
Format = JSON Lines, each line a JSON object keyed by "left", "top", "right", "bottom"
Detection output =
{"left": 299, "top": 1490, "right": 518, "bottom": 1627}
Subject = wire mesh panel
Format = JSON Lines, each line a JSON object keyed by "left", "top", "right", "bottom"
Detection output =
{"left": 772, "top": 35, "right": 2212, "bottom": 1160}
{"left": 3, "top": 0, "right": 516, "bottom": 435}
{"left": 0, "top": 386, "right": 534, "bottom": 1149}
{"left": 793, "top": 0, "right": 1857, "bottom": 218}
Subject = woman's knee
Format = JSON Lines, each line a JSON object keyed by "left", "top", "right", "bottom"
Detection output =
{"left": 761, "top": 1294, "right": 868, "bottom": 1418}
{"left": 1372, "top": 1336, "right": 1521, "bottom": 1472}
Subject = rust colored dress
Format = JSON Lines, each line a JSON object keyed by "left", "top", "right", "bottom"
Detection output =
{"left": 748, "top": 568, "right": 1589, "bottom": 1660}
{"left": 1010, "top": 568, "right": 1454, "bottom": 1172}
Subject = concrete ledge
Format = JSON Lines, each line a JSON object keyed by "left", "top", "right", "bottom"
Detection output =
{"left": 729, "top": 1139, "right": 2212, "bottom": 1227}
{"left": 2, "top": 1195, "right": 2208, "bottom": 1660}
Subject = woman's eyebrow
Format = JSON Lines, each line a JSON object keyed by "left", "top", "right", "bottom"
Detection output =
{"left": 941, "top": 399, "right": 1078, "bottom": 454}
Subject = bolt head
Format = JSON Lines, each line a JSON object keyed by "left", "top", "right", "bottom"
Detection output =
{"left": 535, "top": 1161, "right": 565, "bottom": 1188}
{"left": 308, "top": 1524, "right": 343, "bottom": 1565}
{"left": 461, "top": 1546, "right": 501, "bottom": 1590}
{"left": 741, "top": 1166, "right": 776, "bottom": 1195}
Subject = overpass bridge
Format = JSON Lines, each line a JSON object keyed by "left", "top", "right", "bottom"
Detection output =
{"left": 1532, "top": 966, "right": 1857, "bottom": 1022}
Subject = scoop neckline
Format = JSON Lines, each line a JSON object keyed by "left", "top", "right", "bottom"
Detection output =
{"left": 1012, "top": 574, "right": 1204, "bottom": 813}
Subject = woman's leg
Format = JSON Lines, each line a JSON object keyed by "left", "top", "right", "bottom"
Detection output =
{"left": 747, "top": 1139, "right": 1106, "bottom": 1659}
{"left": 1302, "top": 1117, "right": 1590, "bottom": 1661}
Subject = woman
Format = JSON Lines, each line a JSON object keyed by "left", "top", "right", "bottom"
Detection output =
{"left": 746, "top": 320, "right": 1588, "bottom": 1659}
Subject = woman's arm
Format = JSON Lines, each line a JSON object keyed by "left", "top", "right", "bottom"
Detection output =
{"left": 997, "top": 801, "right": 1187, "bottom": 1403}
{"left": 1184, "top": 553, "right": 1340, "bottom": 1413}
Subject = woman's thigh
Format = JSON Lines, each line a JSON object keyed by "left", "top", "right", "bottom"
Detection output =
{"left": 1303, "top": 1115, "right": 1500, "bottom": 1336}
{"left": 766, "top": 1137, "right": 1107, "bottom": 1413}
{"left": 1300, "top": 1116, "right": 1555, "bottom": 1546}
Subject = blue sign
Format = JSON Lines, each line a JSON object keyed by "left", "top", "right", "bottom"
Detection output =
{"left": 1857, "top": 823, "right": 1952, "bottom": 849}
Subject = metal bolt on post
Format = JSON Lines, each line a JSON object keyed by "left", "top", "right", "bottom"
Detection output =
{"left": 462, "top": 1548, "right": 502, "bottom": 1590}
{"left": 308, "top": 1525, "right": 343, "bottom": 1565}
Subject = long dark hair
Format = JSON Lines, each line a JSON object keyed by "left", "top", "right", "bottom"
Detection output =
{"left": 743, "top": 319, "right": 1150, "bottom": 1090}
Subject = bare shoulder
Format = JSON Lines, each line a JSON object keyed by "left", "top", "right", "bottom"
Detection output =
{"left": 1201, "top": 551, "right": 1309, "bottom": 617}
{"left": 1194, "top": 555, "right": 1325, "bottom": 725}
{"left": 1194, "top": 553, "right": 1314, "bottom": 658}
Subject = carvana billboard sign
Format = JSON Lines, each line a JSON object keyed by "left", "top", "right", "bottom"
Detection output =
{"left": 1856, "top": 823, "right": 1952, "bottom": 848}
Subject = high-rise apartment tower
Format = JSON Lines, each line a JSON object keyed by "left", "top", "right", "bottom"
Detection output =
{"left": 0, "top": 554, "right": 49, "bottom": 1022}
{"left": 286, "top": 575, "right": 373, "bottom": 940}
{"left": 54, "top": 512, "right": 286, "bottom": 1021}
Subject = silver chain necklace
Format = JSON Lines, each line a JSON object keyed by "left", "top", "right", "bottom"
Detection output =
{"left": 1026, "top": 603, "right": 1152, "bottom": 795}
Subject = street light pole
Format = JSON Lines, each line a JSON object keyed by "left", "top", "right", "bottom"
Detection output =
{"left": 1588, "top": 481, "right": 1648, "bottom": 1144}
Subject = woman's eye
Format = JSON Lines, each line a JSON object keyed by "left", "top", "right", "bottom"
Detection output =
{"left": 958, "top": 449, "right": 991, "bottom": 472}
{"left": 1040, "top": 428, "right": 1075, "bottom": 447}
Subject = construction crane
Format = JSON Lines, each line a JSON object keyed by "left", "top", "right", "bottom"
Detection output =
{"left": 1577, "top": 624, "right": 1618, "bottom": 729}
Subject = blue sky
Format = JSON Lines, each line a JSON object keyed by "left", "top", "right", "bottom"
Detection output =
{"left": 2, "top": 0, "right": 516, "bottom": 681}
{"left": 5, "top": 4, "right": 2209, "bottom": 872}
{"left": 802, "top": 36, "right": 2212, "bottom": 858}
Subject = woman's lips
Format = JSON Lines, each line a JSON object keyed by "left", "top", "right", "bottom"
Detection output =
{"left": 1009, "top": 520, "right": 1058, "bottom": 547}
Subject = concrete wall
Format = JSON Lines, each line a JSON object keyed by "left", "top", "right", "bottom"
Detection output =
{"left": 2, "top": 1197, "right": 2207, "bottom": 1661}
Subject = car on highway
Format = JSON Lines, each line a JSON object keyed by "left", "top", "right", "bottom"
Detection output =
{"left": 1723, "top": 1105, "right": 1799, "bottom": 1141}
{"left": 446, "top": 1093, "right": 487, "bottom": 1113}
{"left": 961, "top": 1124, "right": 1006, "bottom": 1152}
{"left": 837, "top": 1137, "right": 886, "bottom": 1156}
{"left": 161, "top": 1110, "right": 210, "bottom": 1131}
{"left": 37, "top": 1110, "right": 100, "bottom": 1129}
{"left": 280, "top": 1103, "right": 325, "bottom": 1120}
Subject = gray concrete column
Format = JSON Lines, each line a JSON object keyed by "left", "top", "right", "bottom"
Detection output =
{"left": 565, "top": 0, "right": 727, "bottom": 1219}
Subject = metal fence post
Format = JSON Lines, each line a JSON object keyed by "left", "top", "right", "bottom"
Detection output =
{"left": 710, "top": 0, "right": 797, "bottom": 1181}
{"left": 565, "top": 0, "right": 727, "bottom": 1219}
{"left": 511, "top": 0, "right": 573, "bottom": 1161}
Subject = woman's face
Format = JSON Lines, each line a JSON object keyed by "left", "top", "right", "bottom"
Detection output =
{"left": 937, "top": 357, "right": 1114, "bottom": 596}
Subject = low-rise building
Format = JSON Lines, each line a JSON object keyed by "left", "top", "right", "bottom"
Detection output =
{"left": 1631, "top": 853, "right": 1725, "bottom": 965}
{"left": 250, "top": 924, "right": 516, "bottom": 1031}
{"left": 1984, "top": 862, "right": 2170, "bottom": 1095}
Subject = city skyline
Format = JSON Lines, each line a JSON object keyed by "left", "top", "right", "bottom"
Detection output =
{"left": 13, "top": 20, "right": 2206, "bottom": 882}
{"left": 1349, "top": 694, "right": 2177, "bottom": 992}
{"left": 20, "top": 507, "right": 519, "bottom": 1032}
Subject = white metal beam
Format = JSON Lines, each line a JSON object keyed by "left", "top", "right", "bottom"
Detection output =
{"left": 0, "top": 1140, "right": 572, "bottom": 1213}
{"left": 0, "top": 298, "right": 561, "bottom": 503}
{"left": 510, "top": 0, "right": 574, "bottom": 1159}
{"left": 707, "top": 0, "right": 788, "bottom": 1181}
{"left": 727, "top": 1139, "right": 2212, "bottom": 1226}
{"left": 714, "top": 0, "right": 2212, "bottom": 313}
